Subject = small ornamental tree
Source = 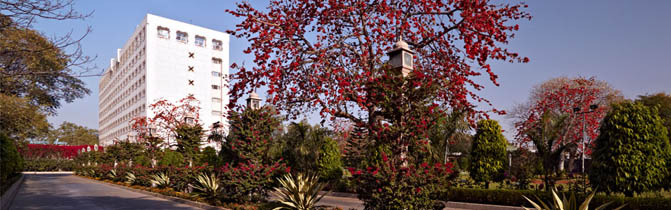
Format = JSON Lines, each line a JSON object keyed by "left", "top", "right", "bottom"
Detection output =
{"left": 174, "top": 124, "right": 204, "bottom": 166}
{"left": 469, "top": 119, "right": 507, "bottom": 189}
{"left": 511, "top": 77, "right": 624, "bottom": 165}
{"left": 317, "top": 136, "right": 343, "bottom": 182}
{"left": 590, "top": 102, "right": 670, "bottom": 197}
{"left": 219, "top": 106, "right": 282, "bottom": 164}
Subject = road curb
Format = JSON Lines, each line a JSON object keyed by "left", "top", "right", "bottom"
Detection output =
{"left": 1, "top": 174, "right": 25, "bottom": 210}
{"left": 22, "top": 171, "right": 74, "bottom": 175}
{"left": 75, "top": 176, "right": 229, "bottom": 210}
{"left": 443, "top": 201, "right": 524, "bottom": 210}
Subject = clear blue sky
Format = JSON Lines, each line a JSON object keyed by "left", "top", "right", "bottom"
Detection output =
{"left": 39, "top": 0, "right": 671, "bottom": 139}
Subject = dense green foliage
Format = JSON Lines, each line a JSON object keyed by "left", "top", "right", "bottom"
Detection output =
{"left": 636, "top": 93, "right": 671, "bottom": 139}
{"left": 23, "top": 159, "right": 75, "bottom": 171}
{"left": 0, "top": 94, "right": 49, "bottom": 141}
{"left": 590, "top": 102, "right": 670, "bottom": 197}
{"left": 527, "top": 112, "right": 573, "bottom": 191}
{"left": 443, "top": 188, "right": 671, "bottom": 210}
{"left": 159, "top": 150, "right": 185, "bottom": 167}
{"left": 1, "top": 133, "right": 23, "bottom": 185}
{"left": 469, "top": 119, "right": 507, "bottom": 188}
{"left": 316, "top": 137, "right": 343, "bottom": 182}
{"left": 46, "top": 121, "right": 98, "bottom": 145}
{"left": 282, "top": 121, "right": 331, "bottom": 174}
{"left": 199, "top": 146, "right": 219, "bottom": 167}
{"left": 219, "top": 106, "right": 283, "bottom": 164}
{"left": 0, "top": 16, "right": 89, "bottom": 114}
{"left": 174, "top": 124, "right": 204, "bottom": 165}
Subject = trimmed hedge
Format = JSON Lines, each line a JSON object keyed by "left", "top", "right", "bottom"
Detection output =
{"left": 443, "top": 188, "right": 671, "bottom": 210}
{"left": 23, "top": 159, "right": 77, "bottom": 171}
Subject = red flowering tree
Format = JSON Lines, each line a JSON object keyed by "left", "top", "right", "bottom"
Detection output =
{"left": 510, "top": 77, "right": 623, "bottom": 166}
{"left": 228, "top": 0, "right": 530, "bottom": 207}
{"left": 130, "top": 96, "right": 202, "bottom": 148}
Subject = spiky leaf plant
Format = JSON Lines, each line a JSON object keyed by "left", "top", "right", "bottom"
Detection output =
{"left": 272, "top": 173, "right": 327, "bottom": 210}
{"left": 523, "top": 188, "right": 625, "bottom": 210}
{"left": 125, "top": 172, "right": 136, "bottom": 185}
{"left": 107, "top": 169, "right": 117, "bottom": 179}
{"left": 192, "top": 172, "right": 222, "bottom": 205}
{"left": 150, "top": 172, "right": 171, "bottom": 188}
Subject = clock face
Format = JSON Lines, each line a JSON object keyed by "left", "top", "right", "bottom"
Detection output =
{"left": 403, "top": 52, "right": 413, "bottom": 67}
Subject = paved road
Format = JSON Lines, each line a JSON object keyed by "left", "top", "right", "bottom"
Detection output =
{"left": 10, "top": 174, "right": 201, "bottom": 210}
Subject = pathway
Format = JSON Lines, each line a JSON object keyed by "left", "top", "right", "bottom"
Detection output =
{"left": 10, "top": 174, "right": 201, "bottom": 210}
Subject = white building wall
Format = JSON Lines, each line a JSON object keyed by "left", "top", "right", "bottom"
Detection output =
{"left": 99, "top": 14, "right": 229, "bottom": 146}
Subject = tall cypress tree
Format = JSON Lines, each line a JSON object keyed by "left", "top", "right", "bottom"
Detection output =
{"left": 469, "top": 119, "right": 507, "bottom": 189}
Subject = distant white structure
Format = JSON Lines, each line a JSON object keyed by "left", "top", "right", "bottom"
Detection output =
{"left": 98, "top": 14, "right": 229, "bottom": 146}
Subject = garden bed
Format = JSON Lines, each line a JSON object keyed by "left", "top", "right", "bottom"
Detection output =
{"left": 442, "top": 188, "right": 671, "bottom": 210}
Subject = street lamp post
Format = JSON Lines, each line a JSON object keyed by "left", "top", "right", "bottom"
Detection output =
{"left": 573, "top": 104, "right": 598, "bottom": 193}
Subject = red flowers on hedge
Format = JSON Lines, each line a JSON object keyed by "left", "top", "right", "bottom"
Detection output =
{"left": 20, "top": 144, "right": 103, "bottom": 159}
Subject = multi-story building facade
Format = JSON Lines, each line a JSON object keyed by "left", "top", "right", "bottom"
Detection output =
{"left": 98, "top": 14, "right": 229, "bottom": 145}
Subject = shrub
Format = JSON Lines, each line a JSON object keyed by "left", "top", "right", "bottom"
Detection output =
{"left": 23, "top": 159, "right": 76, "bottom": 171}
{"left": 1, "top": 133, "right": 23, "bottom": 185}
{"left": 272, "top": 173, "right": 326, "bottom": 210}
{"left": 352, "top": 152, "right": 454, "bottom": 210}
{"left": 150, "top": 172, "right": 171, "bottom": 188}
{"left": 159, "top": 150, "right": 184, "bottom": 167}
{"left": 199, "top": 146, "right": 219, "bottom": 167}
{"left": 469, "top": 119, "right": 507, "bottom": 188}
{"left": 316, "top": 137, "right": 343, "bottom": 182}
{"left": 134, "top": 155, "right": 152, "bottom": 167}
{"left": 217, "top": 161, "right": 287, "bottom": 203}
{"left": 192, "top": 172, "right": 222, "bottom": 205}
{"left": 590, "top": 102, "right": 670, "bottom": 197}
{"left": 523, "top": 188, "right": 625, "bottom": 210}
{"left": 443, "top": 188, "right": 671, "bottom": 210}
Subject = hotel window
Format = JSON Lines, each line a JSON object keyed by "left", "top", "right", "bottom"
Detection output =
{"left": 212, "top": 98, "right": 222, "bottom": 103}
{"left": 212, "top": 57, "right": 222, "bottom": 64}
{"left": 176, "top": 31, "right": 188, "bottom": 43}
{"left": 212, "top": 111, "right": 222, "bottom": 116}
{"left": 211, "top": 85, "right": 220, "bottom": 90}
{"left": 211, "top": 71, "right": 221, "bottom": 77}
{"left": 195, "top": 35, "right": 206, "bottom": 47}
{"left": 157, "top": 27, "right": 170, "bottom": 39}
{"left": 212, "top": 39, "right": 223, "bottom": 51}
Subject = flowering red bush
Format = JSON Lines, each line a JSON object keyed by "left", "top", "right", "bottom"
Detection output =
{"left": 20, "top": 144, "right": 103, "bottom": 159}
{"left": 217, "top": 161, "right": 288, "bottom": 203}
{"left": 351, "top": 152, "right": 454, "bottom": 209}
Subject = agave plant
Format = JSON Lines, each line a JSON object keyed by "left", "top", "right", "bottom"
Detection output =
{"left": 192, "top": 172, "right": 222, "bottom": 205}
{"left": 272, "top": 173, "right": 327, "bottom": 210}
{"left": 125, "top": 172, "right": 136, "bottom": 185}
{"left": 150, "top": 172, "right": 171, "bottom": 188}
{"left": 523, "top": 188, "right": 626, "bottom": 210}
{"left": 107, "top": 169, "right": 118, "bottom": 179}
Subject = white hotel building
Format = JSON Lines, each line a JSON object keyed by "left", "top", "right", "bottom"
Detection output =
{"left": 98, "top": 14, "right": 229, "bottom": 145}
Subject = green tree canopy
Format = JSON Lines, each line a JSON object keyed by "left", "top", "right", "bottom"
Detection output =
{"left": 219, "top": 106, "right": 283, "bottom": 164}
{"left": 174, "top": 123, "right": 204, "bottom": 164}
{"left": 316, "top": 136, "right": 343, "bottom": 182}
{"left": 636, "top": 92, "right": 671, "bottom": 139}
{"left": 469, "top": 119, "right": 507, "bottom": 188}
{"left": 590, "top": 102, "right": 670, "bottom": 197}
{"left": 0, "top": 16, "right": 89, "bottom": 113}
{"left": 0, "top": 94, "right": 49, "bottom": 141}
{"left": 48, "top": 121, "right": 98, "bottom": 145}
{"left": 281, "top": 121, "right": 331, "bottom": 174}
